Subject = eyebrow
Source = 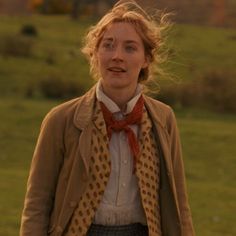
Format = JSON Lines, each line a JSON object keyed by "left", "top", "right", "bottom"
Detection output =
{"left": 102, "top": 37, "right": 139, "bottom": 45}
{"left": 125, "top": 40, "right": 139, "bottom": 45}
{"left": 102, "top": 37, "right": 114, "bottom": 41}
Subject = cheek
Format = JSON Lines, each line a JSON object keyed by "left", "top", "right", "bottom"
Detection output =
{"left": 97, "top": 53, "right": 108, "bottom": 68}
{"left": 131, "top": 58, "right": 146, "bottom": 71}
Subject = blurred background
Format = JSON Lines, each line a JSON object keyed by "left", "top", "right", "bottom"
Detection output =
{"left": 0, "top": 0, "right": 236, "bottom": 235}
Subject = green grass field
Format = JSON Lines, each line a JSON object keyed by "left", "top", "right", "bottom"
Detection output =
{"left": 0, "top": 15, "right": 236, "bottom": 97}
{"left": 0, "top": 15, "right": 236, "bottom": 235}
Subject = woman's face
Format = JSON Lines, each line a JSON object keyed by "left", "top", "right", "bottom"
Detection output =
{"left": 96, "top": 22, "right": 148, "bottom": 94}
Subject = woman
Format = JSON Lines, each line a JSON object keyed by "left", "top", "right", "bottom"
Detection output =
{"left": 20, "top": 1, "right": 195, "bottom": 236}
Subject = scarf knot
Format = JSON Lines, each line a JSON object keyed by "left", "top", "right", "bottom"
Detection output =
{"left": 100, "top": 96, "right": 144, "bottom": 172}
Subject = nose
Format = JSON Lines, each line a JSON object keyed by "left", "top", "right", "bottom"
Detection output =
{"left": 112, "top": 46, "right": 123, "bottom": 61}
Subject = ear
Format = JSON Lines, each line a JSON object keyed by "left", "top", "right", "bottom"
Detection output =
{"left": 142, "top": 56, "right": 149, "bottom": 69}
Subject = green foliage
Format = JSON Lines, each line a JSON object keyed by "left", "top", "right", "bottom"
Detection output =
{"left": 37, "top": 74, "right": 86, "bottom": 99}
{"left": 20, "top": 24, "right": 38, "bottom": 37}
{"left": 0, "top": 15, "right": 236, "bottom": 111}
{"left": 167, "top": 24, "right": 236, "bottom": 79}
{"left": 198, "top": 70, "right": 236, "bottom": 112}
{"left": 0, "top": 15, "right": 93, "bottom": 99}
{"left": 0, "top": 35, "right": 34, "bottom": 57}
{"left": 34, "top": 0, "right": 71, "bottom": 14}
{"left": 46, "top": 0, "right": 71, "bottom": 14}
{"left": 157, "top": 70, "right": 236, "bottom": 112}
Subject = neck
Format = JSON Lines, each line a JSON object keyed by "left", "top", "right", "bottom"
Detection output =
{"left": 102, "top": 86, "right": 137, "bottom": 112}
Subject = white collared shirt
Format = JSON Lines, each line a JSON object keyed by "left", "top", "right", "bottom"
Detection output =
{"left": 93, "top": 81, "right": 147, "bottom": 225}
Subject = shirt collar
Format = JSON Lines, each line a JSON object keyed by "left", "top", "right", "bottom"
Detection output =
{"left": 96, "top": 80, "right": 142, "bottom": 115}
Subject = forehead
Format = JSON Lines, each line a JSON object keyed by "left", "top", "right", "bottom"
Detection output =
{"left": 102, "top": 22, "right": 143, "bottom": 44}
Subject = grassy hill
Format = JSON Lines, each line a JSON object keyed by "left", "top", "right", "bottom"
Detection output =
{"left": 0, "top": 15, "right": 236, "bottom": 98}
{"left": 0, "top": 15, "right": 236, "bottom": 235}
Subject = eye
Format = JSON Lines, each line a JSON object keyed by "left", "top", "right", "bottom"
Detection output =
{"left": 101, "top": 41, "right": 114, "bottom": 50}
{"left": 125, "top": 45, "right": 137, "bottom": 53}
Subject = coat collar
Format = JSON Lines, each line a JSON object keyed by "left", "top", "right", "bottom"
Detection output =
{"left": 73, "top": 84, "right": 166, "bottom": 130}
{"left": 73, "top": 84, "right": 97, "bottom": 130}
{"left": 143, "top": 95, "right": 167, "bottom": 130}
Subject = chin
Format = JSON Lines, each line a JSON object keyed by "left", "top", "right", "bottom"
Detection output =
{"left": 111, "top": 80, "right": 130, "bottom": 87}
{"left": 106, "top": 78, "right": 127, "bottom": 88}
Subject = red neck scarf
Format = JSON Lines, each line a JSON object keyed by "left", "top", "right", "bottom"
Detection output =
{"left": 100, "top": 96, "right": 144, "bottom": 172}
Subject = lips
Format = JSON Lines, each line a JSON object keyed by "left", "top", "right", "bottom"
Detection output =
{"left": 108, "top": 67, "right": 126, "bottom": 72}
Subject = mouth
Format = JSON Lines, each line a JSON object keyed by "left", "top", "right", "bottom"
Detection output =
{"left": 107, "top": 67, "right": 126, "bottom": 73}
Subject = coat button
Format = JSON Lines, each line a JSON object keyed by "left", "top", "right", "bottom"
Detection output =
{"left": 69, "top": 201, "right": 77, "bottom": 208}
{"left": 55, "top": 225, "right": 63, "bottom": 233}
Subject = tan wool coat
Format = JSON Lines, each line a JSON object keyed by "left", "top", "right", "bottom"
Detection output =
{"left": 20, "top": 85, "right": 195, "bottom": 236}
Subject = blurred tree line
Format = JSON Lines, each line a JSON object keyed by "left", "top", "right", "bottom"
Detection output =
{"left": 28, "top": 0, "right": 116, "bottom": 18}
{"left": 27, "top": 0, "right": 236, "bottom": 27}
{"left": 1, "top": 0, "right": 235, "bottom": 26}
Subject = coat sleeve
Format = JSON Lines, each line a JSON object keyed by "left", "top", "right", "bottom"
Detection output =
{"left": 20, "top": 109, "right": 65, "bottom": 236}
{"left": 167, "top": 108, "right": 195, "bottom": 236}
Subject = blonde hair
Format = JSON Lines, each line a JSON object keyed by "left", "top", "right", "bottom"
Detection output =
{"left": 81, "top": 0, "right": 172, "bottom": 90}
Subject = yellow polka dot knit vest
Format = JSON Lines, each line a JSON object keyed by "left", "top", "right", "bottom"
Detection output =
{"left": 137, "top": 108, "right": 162, "bottom": 236}
{"left": 65, "top": 100, "right": 162, "bottom": 236}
